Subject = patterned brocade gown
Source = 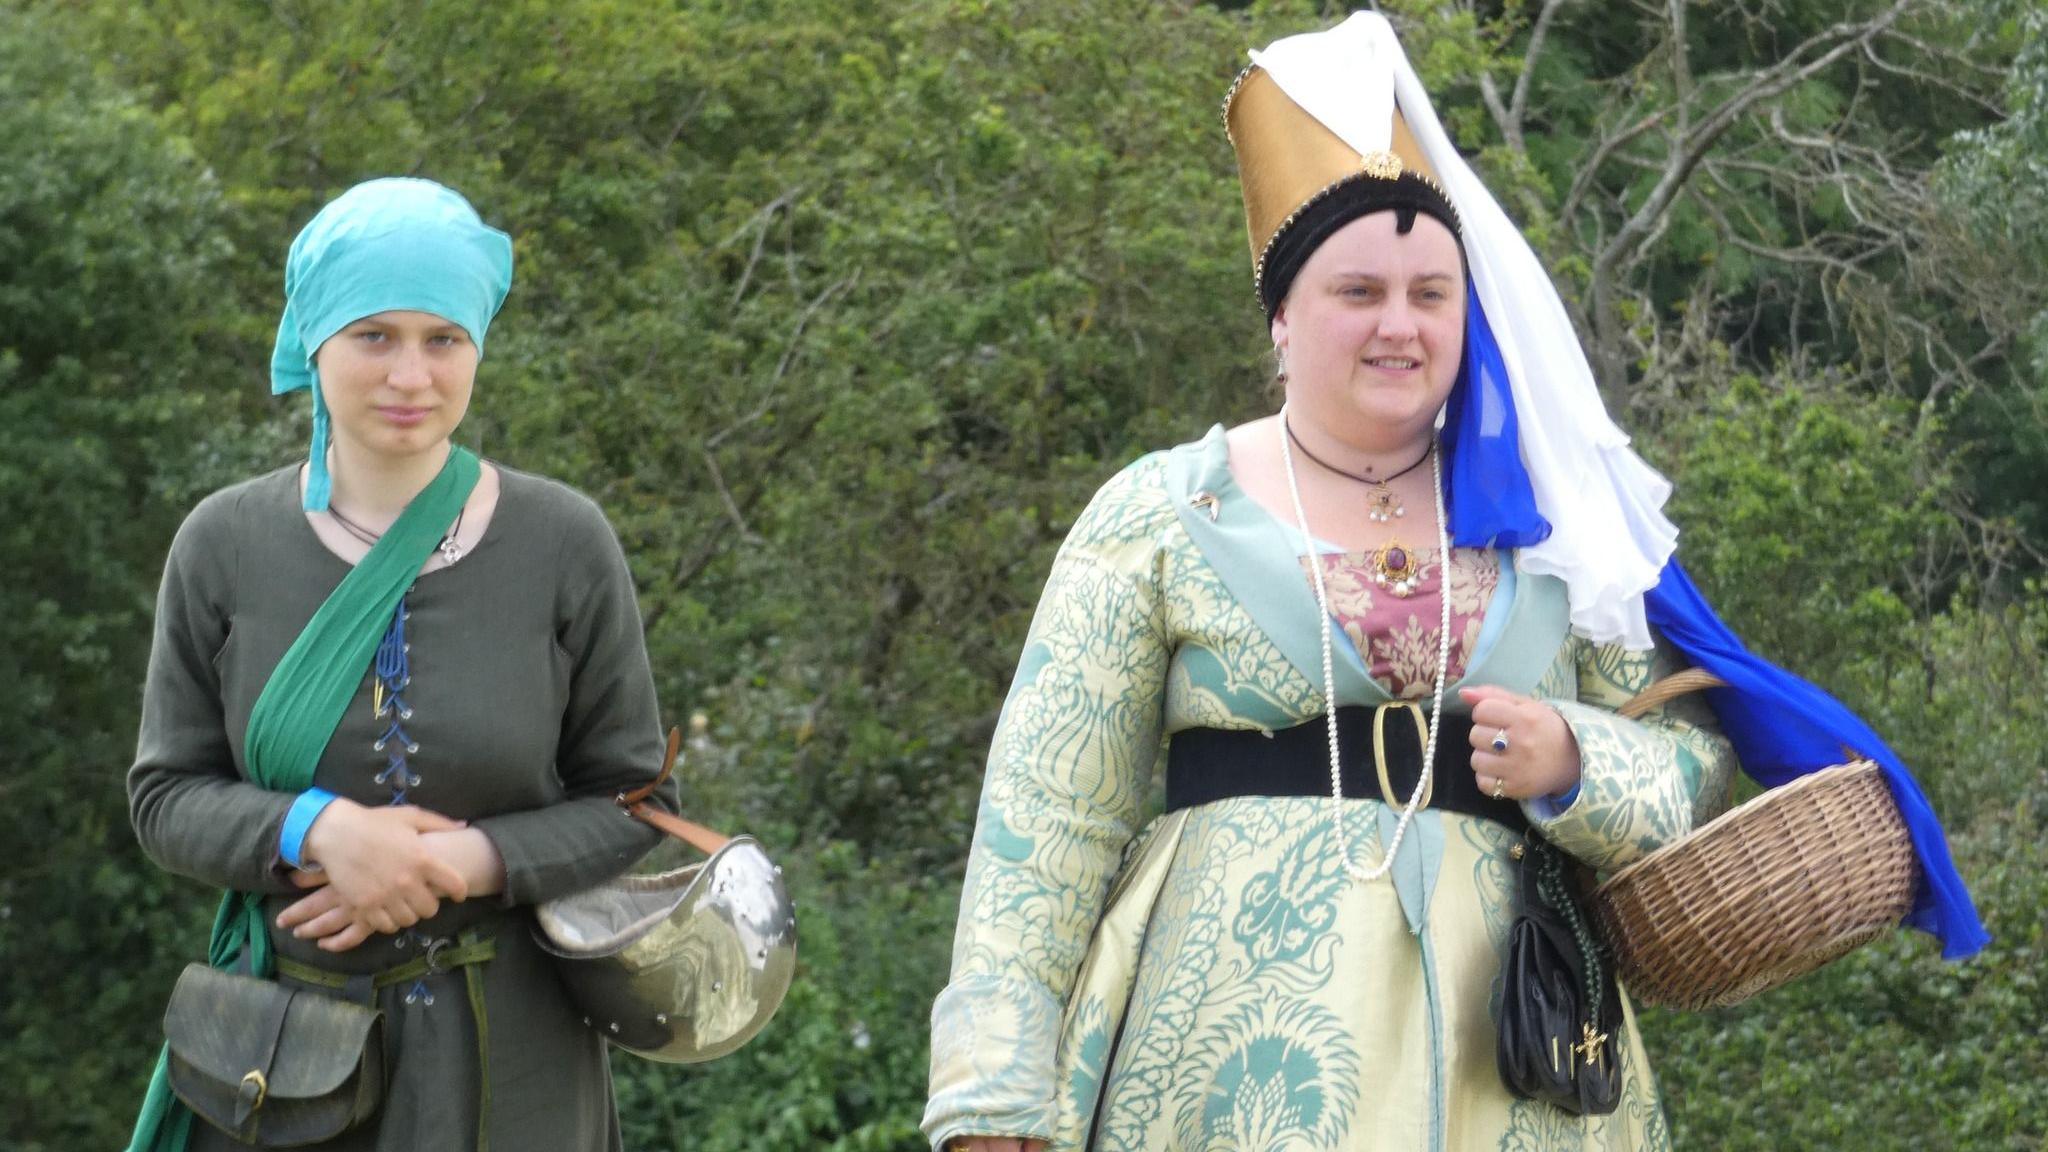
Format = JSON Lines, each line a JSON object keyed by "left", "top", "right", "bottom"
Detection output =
{"left": 923, "top": 427, "right": 1736, "bottom": 1152}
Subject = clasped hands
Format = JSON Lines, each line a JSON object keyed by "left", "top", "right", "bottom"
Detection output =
{"left": 275, "top": 799, "right": 504, "bottom": 953}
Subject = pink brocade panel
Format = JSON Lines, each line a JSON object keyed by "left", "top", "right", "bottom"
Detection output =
{"left": 1302, "top": 547, "right": 1500, "bottom": 699}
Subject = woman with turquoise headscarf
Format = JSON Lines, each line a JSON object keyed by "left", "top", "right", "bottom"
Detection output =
{"left": 126, "top": 178, "right": 676, "bottom": 1151}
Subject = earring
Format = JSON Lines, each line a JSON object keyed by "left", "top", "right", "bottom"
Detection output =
{"left": 1275, "top": 346, "right": 1288, "bottom": 383}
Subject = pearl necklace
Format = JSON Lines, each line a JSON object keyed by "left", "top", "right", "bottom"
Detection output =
{"left": 1278, "top": 406, "right": 1453, "bottom": 883}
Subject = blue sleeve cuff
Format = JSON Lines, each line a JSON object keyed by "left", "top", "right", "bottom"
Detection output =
{"left": 1524, "top": 782, "right": 1582, "bottom": 823}
{"left": 280, "top": 788, "right": 339, "bottom": 869}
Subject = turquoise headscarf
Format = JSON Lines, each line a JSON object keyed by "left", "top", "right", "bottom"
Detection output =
{"left": 269, "top": 177, "right": 514, "bottom": 511}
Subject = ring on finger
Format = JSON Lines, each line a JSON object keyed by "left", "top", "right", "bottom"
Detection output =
{"left": 1491, "top": 775, "right": 1507, "bottom": 800}
{"left": 1491, "top": 727, "right": 1511, "bottom": 754}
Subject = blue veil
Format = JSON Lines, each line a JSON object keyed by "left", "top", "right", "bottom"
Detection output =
{"left": 1441, "top": 284, "right": 1988, "bottom": 959}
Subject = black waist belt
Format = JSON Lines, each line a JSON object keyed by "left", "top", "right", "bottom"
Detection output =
{"left": 1166, "top": 704, "right": 1529, "bottom": 837}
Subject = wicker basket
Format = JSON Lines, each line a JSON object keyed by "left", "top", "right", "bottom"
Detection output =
{"left": 1590, "top": 670, "right": 1920, "bottom": 1010}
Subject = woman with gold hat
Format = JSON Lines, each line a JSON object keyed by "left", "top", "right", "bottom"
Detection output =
{"left": 124, "top": 177, "right": 676, "bottom": 1151}
{"left": 923, "top": 12, "right": 1985, "bottom": 1152}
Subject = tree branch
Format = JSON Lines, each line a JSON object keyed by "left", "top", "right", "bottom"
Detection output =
{"left": 1560, "top": 101, "right": 1670, "bottom": 225}
{"left": 1594, "top": 0, "right": 1915, "bottom": 286}
{"left": 700, "top": 446, "right": 762, "bottom": 544}
{"left": 1510, "top": 0, "right": 1571, "bottom": 142}
{"left": 722, "top": 187, "right": 804, "bottom": 307}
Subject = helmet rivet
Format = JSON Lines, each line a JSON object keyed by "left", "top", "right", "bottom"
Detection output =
{"left": 609, "top": 1022, "right": 620, "bottom": 1033}
{"left": 655, "top": 1013, "right": 668, "bottom": 1026}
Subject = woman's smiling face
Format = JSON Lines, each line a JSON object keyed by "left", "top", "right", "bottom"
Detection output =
{"left": 1271, "top": 209, "right": 1466, "bottom": 452}
{"left": 314, "top": 310, "right": 478, "bottom": 464}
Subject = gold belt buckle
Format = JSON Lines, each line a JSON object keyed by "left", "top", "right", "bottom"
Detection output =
{"left": 1371, "top": 702, "right": 1433, "bottom": 811}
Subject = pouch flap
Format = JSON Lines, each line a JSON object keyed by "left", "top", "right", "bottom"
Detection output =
{"left": 165, "top": 963, "right": 381, "bottom": 1099}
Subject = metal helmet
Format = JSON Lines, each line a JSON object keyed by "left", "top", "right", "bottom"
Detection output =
{"left": 533, "top": 729, "right": 797, "bottom": 1063}
{"left": 535, "top": 835, "right": 796, "bottom": 1062}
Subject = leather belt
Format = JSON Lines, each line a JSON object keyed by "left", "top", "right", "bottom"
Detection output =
{"left": 275, "top": 933, "right": 496, "bottom": 993}
{"left": 1165, "top": 703, "right": 1529, "bottom": 836}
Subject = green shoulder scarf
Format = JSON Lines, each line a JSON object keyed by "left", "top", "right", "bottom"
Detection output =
{"left": 127, "top": 448, "right": 481, "bottom": 1152}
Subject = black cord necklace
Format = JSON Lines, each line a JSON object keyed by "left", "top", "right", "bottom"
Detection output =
{"left": 1283, "top": 417, "right": 1435, "bottom": 524}
{"left": 328, "top": 503, "right": 466, "bottom": 561}
{"left": 1282, "top": 416, "right": 1435, "bottom": 485}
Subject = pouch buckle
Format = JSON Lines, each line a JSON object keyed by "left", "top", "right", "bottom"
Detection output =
{"left": 238, "top": 1069, "right": 268, "bottom": 1110}
{"left": 234, "top": 1067, "right": 269, "bottom": 1127}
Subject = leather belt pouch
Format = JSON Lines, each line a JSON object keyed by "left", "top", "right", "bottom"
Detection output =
{"left": 163, "top": 962, "right": 386, "bottom": 1147}
{"left": 1495, "top": 837, "right": 1622, "bottom": 1116}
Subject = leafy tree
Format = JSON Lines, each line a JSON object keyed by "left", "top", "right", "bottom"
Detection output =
{"left": 3, "top": 0, "right": 2041, "bottom": 1148}
{"left": 1378, "top": 0, "right": 2027, "bottom": 437}
{"left": 0, "top": 10, "right": 239, "bottom": 1148}
{"left": 1937, "top": 0, "right": 2048, "bottom": 547}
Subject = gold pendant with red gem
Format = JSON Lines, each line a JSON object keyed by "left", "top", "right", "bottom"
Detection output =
{"left": 1372, "top": 539, "right": 1420, "bottom": 597}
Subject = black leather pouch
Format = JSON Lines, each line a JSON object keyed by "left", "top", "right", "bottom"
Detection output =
{"left": 163, "top": 963, "right": 385, "bottom": 1147}
{"left": 1496, "top": 836, "right": 1623, "bottom": 1116}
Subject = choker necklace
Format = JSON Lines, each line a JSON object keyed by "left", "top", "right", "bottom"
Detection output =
{"left": 1283, "top": 418, "right": 1435, "bottom": 523}
{"left": 328, "top": 504, "right": 467, "bottom": 565}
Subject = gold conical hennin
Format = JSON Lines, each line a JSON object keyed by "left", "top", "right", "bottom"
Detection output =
{"left": 1224, "top": 66, "right": 1452, "bottom": 295}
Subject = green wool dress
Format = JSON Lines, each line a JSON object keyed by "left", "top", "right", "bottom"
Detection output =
{"left": 130, "top": 463, "right": 674, "bottom": 1152}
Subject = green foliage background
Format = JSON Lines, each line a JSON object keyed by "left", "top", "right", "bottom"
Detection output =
{"left": 2, "top": 1, "right": 2042, "bottom": 1149}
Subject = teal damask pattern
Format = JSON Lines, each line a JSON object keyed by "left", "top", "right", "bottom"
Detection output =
{"left": 1118, "top": 802, "right": 1368, "bottom": 1151}
{"left": 927, "top": 456, "right": 1179, "bottom": 1147}
{"left": 925, "top": 449, "right": 1739, "bottom": 1151}
{"left": 1159, "top": 538, "right": 1326, "bottom": 734}
{"left": 1459, "top": 816, "right": 1516, "bottom": 969}
{"left": 1231, "top": 813, "right": 1350, "bottom": 966}
{"left": 1094, "top": 807, "right": 1243, "bottom": 1150}
{"left": 1061, "top": 997, "right": 1113, "bottom": 1128}
{"left": 1188, "top": 993, "right": 1362, "bottom": 1147}
{"left": 1533, "top": 639, "right": 1736, "bottom": 872}
{"left": 1183, "top": 808, "right": 1362, "bottom": 1149}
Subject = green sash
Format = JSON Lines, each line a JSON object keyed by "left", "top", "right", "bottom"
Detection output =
{"left": 127, "top": 448, "right": 481, "bottom": 1152}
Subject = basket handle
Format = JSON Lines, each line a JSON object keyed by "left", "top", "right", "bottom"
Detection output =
{"left": 1616, "top": 668, "right": 1728, "bottom": 720}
